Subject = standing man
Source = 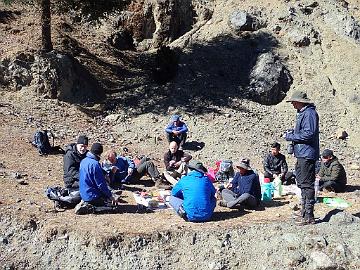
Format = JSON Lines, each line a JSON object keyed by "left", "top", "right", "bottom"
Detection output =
{"left": 165, "top": 114, "right": 188, "bottom": 149}
{"left": 284, "top": 91, "right": 319, "bottom": 225}
{"left": 63, "top": 135, "right": 89, "bottom": 189}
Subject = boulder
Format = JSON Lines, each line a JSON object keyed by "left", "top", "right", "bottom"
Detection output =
{"left": 310, "top": 251, "right": 337, "bottom": 270}
{"left": 287, "top": 29, "right": 311, "bottom": 47}
{"left": 107, "top": 30, "right": 135, "bottom": 51}
{"left": 228, "top": 10, "right": 265, "bottom": 32}
{"left": 247, "top": 52, "right": 293, "bottom": 105}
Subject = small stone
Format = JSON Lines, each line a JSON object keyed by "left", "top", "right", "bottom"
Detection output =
{"left": 310, "top": 251, "right": 337, "bottom": 269}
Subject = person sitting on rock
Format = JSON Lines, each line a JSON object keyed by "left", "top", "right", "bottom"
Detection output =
{"left": 102, "top": 149, "right": 164, "bottom": 188}
{"left": 163, "top": 141, "right": 192, "bottom": 185}
{"left": 219, "top": 158, "right": 261, "bottom": 209}
{"left": 316, "top": 149, "right": 347, "bottom": 193}
{"left": 79, "top": 143, "right": 118, "bottom": 207}
{"left": 263, "top": 142, "right": 292, "bottom": 184}
{"left": 169, "top": 159, "right": 216, "bottom": 222}
{"left": 63, "top": 135, "right": 89, "bottom": 189}
{"left": 165, "top": 114, "right": 188, "bottom": 149}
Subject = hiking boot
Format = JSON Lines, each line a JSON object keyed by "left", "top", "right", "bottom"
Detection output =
{"left": 74, "top": 201, "right": 94, "bottom": 215}
{"left": 218, "top": 200, "right": 228, "bottom": 207}
{"left": 295, "top": 217, "right": 316, "bottom": 226}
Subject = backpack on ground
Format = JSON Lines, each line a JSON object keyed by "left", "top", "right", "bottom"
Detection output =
{"left": 215, "top": 160, "right": 234, "bottom": 183}
{"left": 45, "top": 186, "right": 81, "bottom": 210}
{"left": 32, "top": 130, "right": 53, "bottom": 155}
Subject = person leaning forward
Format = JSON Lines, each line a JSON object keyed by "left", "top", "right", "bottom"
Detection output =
{"left": 219, "top": 158, "right": 261, "bottom": 209}
{"left": 79, "top": 143, "right": 118, "bottom": 207}
{"left": 169, "top": 159, "right": 216, "bottom": 222}
{"left": 284, "top": 90, "right": 319, "bottom": 225}
{"left": 63, "top": 135, "right": 89, "bottom": 189}
{"left": 163, "top": 141, "right": 192, "bottom": 185}
{"left": 316, "top": 149, "right": 347, "bottom": 193}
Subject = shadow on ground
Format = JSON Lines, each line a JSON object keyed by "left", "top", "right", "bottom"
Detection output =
{"left": 89, "top": 31, "right": 284, "bottom": 116}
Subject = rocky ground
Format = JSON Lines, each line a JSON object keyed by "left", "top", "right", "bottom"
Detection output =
{"left": 1, "top": 0, "right": 360, "bottom": 269}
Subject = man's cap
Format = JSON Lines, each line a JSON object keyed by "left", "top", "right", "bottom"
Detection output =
{"left": 171, "top": 114, "right": 180, "bottom": 122}
{"left": 271, "top": 142, "right": 281, "bottom": 149}
{"left": 77, "top": 135, "right": 89, "bottom": 145}
{"left": 322, "top": 149, "right": 334, "bottom": 158}
{"left": 286, "top": 91, "right": 313, "bottom": 104}
{"left": 234, "top": 158, "right": 252, "bottom": 170}
{"left": 90, "top": 143, "right": 103, "bottom": 156}
{"left": 188, "top": 159, "right": 207, "bottom": 174}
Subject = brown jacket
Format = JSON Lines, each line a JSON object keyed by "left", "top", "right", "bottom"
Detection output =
{"left": 163, "top": 150, "right": 192, "bottom": 171}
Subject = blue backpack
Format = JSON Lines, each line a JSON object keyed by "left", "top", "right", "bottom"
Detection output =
{"left": 32, "top": 130, "right": 53, "bottom": 155}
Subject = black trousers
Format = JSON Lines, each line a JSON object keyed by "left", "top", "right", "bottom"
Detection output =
{"left": 295, "top": 158, "right": 315, "bottom": 219}
{"left": 166, "top": 132, "right": 187, "bottom": 147}
{"left": 319, "top": 180, "right": 343, "bottom": 193}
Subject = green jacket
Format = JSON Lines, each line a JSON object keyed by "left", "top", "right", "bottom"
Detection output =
{"left": 319, "top": 156, "right": 347, "bottom": 188}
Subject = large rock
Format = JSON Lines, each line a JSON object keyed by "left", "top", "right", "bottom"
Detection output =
{"left": 107, "top": 29, "right": 135, "bottom": 51}
{"left": 247, "top": 52, "right": 293, "bottom": 105}
{"left": 228, "top": 10, "right": 266, "bottom": 32}
{"left": 0, "top": 52, "right": 105, "bottom": 104}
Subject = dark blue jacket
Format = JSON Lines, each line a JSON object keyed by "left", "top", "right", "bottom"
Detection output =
{"left": 286, "top": 104, "right": 319, "bottom": 161}
{"left": 80, "top": 152, "right": 112, "bottom": 202}
{"left": 231, "top": 170, "right": 261, "bottom": 202}
{"left": 102, "top": 156, "right": 135, "bottom": 182}
{"left": 171, "top": 170, "right": 216, "bottom": 222}
{"left": 165, "top": 121, "right": 188, "bottom": 134}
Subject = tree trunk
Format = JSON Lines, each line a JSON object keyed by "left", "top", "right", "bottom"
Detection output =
{"left": 41, "top": 0, "right": 53, "bottom": 52}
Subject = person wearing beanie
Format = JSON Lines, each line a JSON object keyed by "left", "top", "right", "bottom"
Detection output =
{"left": 79, "top": 142, "right": 117, "bottom": 207}
{"left": 164, "top": 114, "right": 188, "bottom": 150}
{"left": 63, "top": 135, "right": 89, "bottom": 189}
{"left": 316, "top": 149, "right": 347, "bottom": 193}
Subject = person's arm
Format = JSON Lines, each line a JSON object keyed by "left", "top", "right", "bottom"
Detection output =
{"left": 241, "top": 174, "right": 254, "bottom": 194}
{"left": 321, "top": 163, "right": 341, "bottom": 182}
{"left": 263, "top": 155, "right": 273, "bottom": 175}
{"left": 94, "top": 164, "right": 112, "bottom": 199}
{"left": 177, "top": 122, "right": 188, "bottom": 134}
{"left": 230, "top": 173, "right": 240, "bottom": 192}
{"left": 171, "top": 180, "right": 183, "bottom": 199}
{"left": 165, "top": 123, "right": 174, "bottom": 134}
{"left": 164, "top": 152, "right": 173, "bottom": 171}
{"left": 318, "top": 162, "right": 325, "bottom": 178}
{"left": 64, "top": 153, "right": 79, "bottom": 185}
{"left": 286, "top": 111, "right": 317, "bottom": 143}
{"left": 181, "top": 151, "right": 192, "bottom": 162}
{"left": 281, "top": 155, "right": 288, "bottom": 175}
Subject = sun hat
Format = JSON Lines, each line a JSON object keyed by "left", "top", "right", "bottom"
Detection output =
{"left": 286, "top": 91, "right": 313, "bottom": 104}
{"left": 234, "top": 158, "right": 252, "bottom": 170}
{"left": 188, "top": 159, "right": 207, "bottom": 174}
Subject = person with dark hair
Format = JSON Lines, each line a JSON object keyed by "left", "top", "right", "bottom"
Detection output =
{"left": 284, "top": 91, "right": 319, "bottom": 225}
{"left": 165, "top": 114, "right": 188, "bottom": 149}
{"left": 316, "top": 149, "right": 347, "bottom": 193}
{"left": 63, "top": 135, "right": 89, "bottom": 189}
{"left": 169, "top": 159, "right": 216, "bottom": 222}
{"left": 219, "top": 158, "right": 261, "bottom": 209}
{"left": 79, "top": 143, "right": 118, "bottom": 207}
{"left": 263, "top": 142, "right": 289, "bottom": 183}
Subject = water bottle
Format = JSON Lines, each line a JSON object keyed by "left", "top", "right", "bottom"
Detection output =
{"left": 273, "top": 176, "right": 283, "bottom": 198}
{"left": 262, "top": 178, "right": 273, "bottom": 201}
{"left": 287, "top": 142, "right": 294, "bottom": 155}
{"left": 314, "top": 179, "right": 320, "bottom": 201}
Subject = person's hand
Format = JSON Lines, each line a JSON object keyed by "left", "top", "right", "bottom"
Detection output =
{"left": 316, "top": 174, "right": 321, "bottom": 180}
{"left": 111, "top": 166, "right": 118, "bottom": 173}
{"left": 169, "top": 160, "right": 176, "bottom": 167}
{"left": 128, "top": 168, "right": 134, "bottom": 175}
{"left": 173, "top": 130, "right": 180, "bottom": 135}
{"left": 225, "top": 182, "right": 232, "bottom": 189}
{"left": 174, "top": 161, "right": 182, "bottom": 168}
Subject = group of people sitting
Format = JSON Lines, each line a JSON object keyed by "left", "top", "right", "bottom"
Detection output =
{"left": 61, "top": 114, "right": 347, "bottom": 222}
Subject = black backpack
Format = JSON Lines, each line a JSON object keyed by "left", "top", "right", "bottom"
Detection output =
{"left": 32, "top": 130, "right": 54, "bottom": 155}
{"left": 45, "top": 186, "right": 81, "bottom": 210}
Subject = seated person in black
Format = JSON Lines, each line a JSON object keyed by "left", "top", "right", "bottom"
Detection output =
{"left": 263, "top": 142, "right": 293, "bottom": 184}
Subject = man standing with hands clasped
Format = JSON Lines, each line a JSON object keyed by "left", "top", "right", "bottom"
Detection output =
{"left": 284, "top": 90, "right": 319, "bottom": 225}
